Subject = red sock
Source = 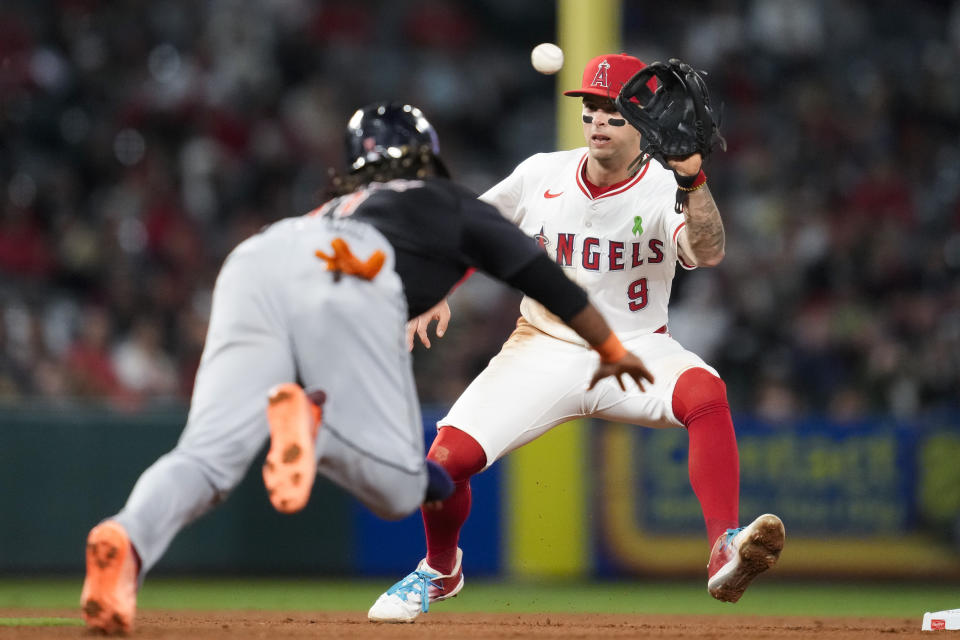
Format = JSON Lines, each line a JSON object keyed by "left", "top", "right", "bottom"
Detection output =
{"left": 672, "top": 367, "right": 740, "bottom": 546}
{"left": 422, "top": 426, "right": 486, "bottom": 574}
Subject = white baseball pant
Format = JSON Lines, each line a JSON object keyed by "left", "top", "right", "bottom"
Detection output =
{"left": 440, "top": 318, "right": 717, "bottom": 468}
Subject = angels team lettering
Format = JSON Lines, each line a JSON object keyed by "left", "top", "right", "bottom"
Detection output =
{"left": 554, "top": 233, "right": 664, "bottom": 270}
{"left": 547, "top": 232, "right": 663, "bottom": 311}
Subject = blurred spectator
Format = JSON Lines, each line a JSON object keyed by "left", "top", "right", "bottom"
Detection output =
{"left": 0, "top": 305, "right": 31, "bottom": 401}
{"left": 0, "top": 205, "right": 55, "bottom": 279}
{"left": 112, "top": 316, "right": 179, "bottom": 401}
{"left": 63, "top": 305, "right": 126, "bottom": 403}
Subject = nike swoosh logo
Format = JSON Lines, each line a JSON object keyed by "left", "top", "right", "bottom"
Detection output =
{"left": 543, "top": 190, "right": 564, "bottom": 199}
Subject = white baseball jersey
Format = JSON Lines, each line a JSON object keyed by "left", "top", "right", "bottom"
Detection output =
{"left": 480, "top": 147, "right": 695, "bottom": 345}
{"left": 441, "top": 148, "right": 714, "bottom": 465}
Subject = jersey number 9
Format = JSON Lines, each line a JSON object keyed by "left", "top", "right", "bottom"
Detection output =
{"left": 628, "top": 278, "right": 648, "bottom": 311}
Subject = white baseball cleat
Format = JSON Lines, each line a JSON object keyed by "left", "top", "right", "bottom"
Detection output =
{"left": 707, "top": 513, "right": 784, "bottom": 603}
{"left": 368, "top": 548, "right": 464, "bottom": 623}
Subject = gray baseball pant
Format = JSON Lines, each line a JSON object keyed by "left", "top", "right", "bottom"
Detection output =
{"left": 112, "top": 216, "right": 427, "bottom": 575}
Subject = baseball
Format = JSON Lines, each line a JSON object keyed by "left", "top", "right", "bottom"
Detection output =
{"left": 531, "top": 43, "right": 564, "bottom": 75}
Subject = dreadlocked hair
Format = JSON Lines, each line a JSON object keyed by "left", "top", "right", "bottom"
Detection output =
{"left": 326, "top": 145, "right": 440, "bottom": 198}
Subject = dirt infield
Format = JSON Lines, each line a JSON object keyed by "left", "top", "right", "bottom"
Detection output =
{"left": 0, "top": 610, "right": 935, "bottom": 639}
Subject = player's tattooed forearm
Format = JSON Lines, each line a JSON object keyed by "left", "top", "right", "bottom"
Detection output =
{"left": 684, "top": 186, "right": 725, "bottom": 261}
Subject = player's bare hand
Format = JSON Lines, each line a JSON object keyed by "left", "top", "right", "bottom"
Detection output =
{"left": 666, "top": 152, "right": 702, "bottom": 177}
{"left": 406, "top": 299, "right": 451, "bottom": 351}
{"left": 588, "top": 352, "right": 655, "bottom": 391}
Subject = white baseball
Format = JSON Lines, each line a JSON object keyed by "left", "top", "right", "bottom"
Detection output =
{"left": 531, "top": 43, "right": 564, "bottom": 75}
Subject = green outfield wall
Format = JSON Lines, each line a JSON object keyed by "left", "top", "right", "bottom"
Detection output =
{"left": 0, "top": 405, "right": 353, "bottom": 574}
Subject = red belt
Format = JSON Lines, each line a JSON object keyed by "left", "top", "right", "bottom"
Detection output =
{"left": 655, "top": 325, "right": 667, "bottom": 334}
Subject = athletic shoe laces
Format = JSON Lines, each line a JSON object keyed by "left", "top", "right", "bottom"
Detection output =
{"left": 385, "top": 569, "right": 442, "bottom": 613}
{"left": 721, "top": 527, "right": 744, "bottom": 551}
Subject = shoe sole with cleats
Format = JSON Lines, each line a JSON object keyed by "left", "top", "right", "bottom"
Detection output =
{"left": 263, "top": 383, "right": 321, "bottom": 514}
{"left": 709, "top": 514, "right": 784, "bottom": 603}
{"left": 81, "top": 521, "right": 137, "bottom": 634}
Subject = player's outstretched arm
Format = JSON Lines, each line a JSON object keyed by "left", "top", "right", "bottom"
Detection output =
{"left": 565, "top": 304, "right": 655, "bottom": 391}
{"left": 406, "top": 298, "right": 451, "bottom": 350}
{"left": 670, "top": 155, "right": 725, "bottom": 268}
{"left": 618, "top": 58, "right": 727, "bottom": 268}
{"left": 492, "top": 251, "right": 654, "bottom": 390}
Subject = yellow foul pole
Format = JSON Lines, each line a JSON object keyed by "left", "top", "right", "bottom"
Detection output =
{"left": 505, "top": 0, "right": 621, "bottom": 579}
{"left": 557, "top": 0, "right": 622, "bottom": 150}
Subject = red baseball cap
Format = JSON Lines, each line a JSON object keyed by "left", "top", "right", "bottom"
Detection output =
{"left": 563, "top": 53, "right": 656, "bottom": 101}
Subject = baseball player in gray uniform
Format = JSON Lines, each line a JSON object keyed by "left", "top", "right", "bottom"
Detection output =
{"left": 368, "top": 55, "right": 785, "bottom": 623}
{"left": 80, "top": 102, "right": 656, "bottom": 634}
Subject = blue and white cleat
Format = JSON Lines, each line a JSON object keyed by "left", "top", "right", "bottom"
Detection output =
{"left": 367, "top": 548, "right": 464, "bottom": 623}
{"left": 707, "top": 513, "right": 784, "bottom": 603}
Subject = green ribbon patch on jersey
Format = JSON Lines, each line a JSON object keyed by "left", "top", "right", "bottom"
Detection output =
{"left": 632, "top": 216, "right": 643, "bottom": 236}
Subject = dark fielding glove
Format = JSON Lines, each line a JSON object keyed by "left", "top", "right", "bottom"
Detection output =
{"left": 615, "top": 58, "right": 726, "bottom": 210}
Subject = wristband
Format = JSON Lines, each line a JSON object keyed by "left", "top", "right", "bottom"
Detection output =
{"left": 675, "top": 169, "right": 707, "bottom": 191}
{"left": 594, "top": 332, "right": 627, "bottom": 363}
{"left": 674, "top": 170, "right": 706, "bottom": 213}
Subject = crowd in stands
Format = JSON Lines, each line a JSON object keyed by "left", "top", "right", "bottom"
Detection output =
{"left": 0, "top": 0, "right": 957, "bottom": 421}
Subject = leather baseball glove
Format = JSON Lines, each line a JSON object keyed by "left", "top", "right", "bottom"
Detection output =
{"left": 615, "top": 58, "right": 726, "bottom": 172}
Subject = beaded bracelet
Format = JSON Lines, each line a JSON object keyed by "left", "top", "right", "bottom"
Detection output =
{"left": 674, "top": 170, "right": 707, "bottom": 212}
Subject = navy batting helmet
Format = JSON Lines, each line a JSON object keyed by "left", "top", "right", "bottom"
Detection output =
{"left": 345, "top": 102, "right": 449, "bottom": 177}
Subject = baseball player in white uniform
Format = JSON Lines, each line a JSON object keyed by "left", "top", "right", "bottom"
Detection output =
{"left": 368, "top": 55, "right": 785, "bottom": 623}
{"left": 79, "top": 102, "right": 656, "bottom": 634}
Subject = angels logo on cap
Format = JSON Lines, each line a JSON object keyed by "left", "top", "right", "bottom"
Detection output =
{"left": 591, "top": 60, "right": 611, "bottom": 89}
{"left": 563, "top": 53, "right": 657, "bottom": 101}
